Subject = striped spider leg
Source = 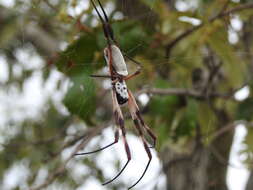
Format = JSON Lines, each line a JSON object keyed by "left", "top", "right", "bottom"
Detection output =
{"left": 75, "top": 0, "right": 156, "bottom": 189}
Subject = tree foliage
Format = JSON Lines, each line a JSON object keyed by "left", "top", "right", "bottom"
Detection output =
{"left": 0, "top": 0, "right": 253, "bottom": 190}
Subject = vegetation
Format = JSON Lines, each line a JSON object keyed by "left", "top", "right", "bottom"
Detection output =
{"left": 0, "top": 0, "right": 253, "bottom": 189}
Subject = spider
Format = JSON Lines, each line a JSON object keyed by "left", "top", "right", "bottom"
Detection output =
{"left": 75, "top": 0, "right": 156, "bottom": 189}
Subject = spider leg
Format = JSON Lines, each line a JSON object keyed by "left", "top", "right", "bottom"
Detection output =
{"left": 75, "top": 128, "right": 119, "bottom": 156}
{"left": 128, "top": 90, "right": 157, "bottom": 148}
{"left": 90, "top": 0, "right": 115, "bottom": 43}
{"left": 96, "top": 0, "right": 118, "bottom": 44}
{"left": 128, "top": 121, "right": 152, "bottom": 190}
{"left": 102, "top": 90, "right": 131, "bottom": 185}
{"left": 127, "top": 90, "right": 152, "bottom": 189}
{"left": 90, "top": 0, "right": 105, "bottom": 25}
{"left": 123, "top": 52, "right": 143, "bottom": 67}
{"left": 95, "top": 0, "right": 109, "bottom": 22}
{"left": 136, "top": 110, "right": 157, "bottom": 148}
{"left": 122, "top": 52, "right": 143, "bottom": 81}
{"left": 90, "top": 74, "right": 111, "bottom": 78}
{"left": 123, "top": 68, "right": 141, "bottom": 81}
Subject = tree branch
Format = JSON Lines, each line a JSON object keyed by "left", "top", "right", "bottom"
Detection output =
{"left": 29, "top": 124, "right": 107, "bottom": 190}
{"left": 24, "top": 23, "right": 60, "bottom": 56}
{"left": 137, "top": 87, "right": 235, "bottom": 100}
{"left": 165, "top": 2, "right": 253, "bottom": 57}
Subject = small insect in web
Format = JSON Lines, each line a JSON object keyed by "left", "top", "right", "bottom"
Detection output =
{"left": 75, "top": 0, "right": 157, "bottom": 189}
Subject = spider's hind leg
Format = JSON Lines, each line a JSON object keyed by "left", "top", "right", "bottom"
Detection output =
{"left": 128, "top": 90, "right": 157, "bottom": 148}
{"left": 102, "top": 90, "right": 131, "bottom": 185}
{"left": 136, "top": 110, "right": 157, "bottom": 148}
{"left": 75, "top": 128, "right": 119, "bottom": 156}
{"left": 127, "top": 90, "right": 153, "bottom": 189}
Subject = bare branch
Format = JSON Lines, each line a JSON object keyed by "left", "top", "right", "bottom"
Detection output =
{"left": 218, "top": 3, "right": 253, "bottom": 18}
{"left": 209, "top": 121, "right": 253, "bottom": 142}
{"left": 137, "top": 87, "right": 235, "bottom": 100}
{"left": 29, "top": 124, "right": 108, "bottom": 190}
{"left": 208, "top": 144, "right": 239, "bottom": 168}
{"left": 24, "top": 23, "right": 60, "bottom": 56}
{"left": 215, "top": 0, "right": 231, "bottom": 18}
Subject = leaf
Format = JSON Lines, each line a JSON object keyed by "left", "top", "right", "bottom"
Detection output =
{"left": 197, "top": 102, "right": 217, "bottom": 138}
{"left": 149, "top": 95, "right": 178, "bottom": 117}
{"left": 0, "top": 15, "right": 19, "bottom": 48}
{"left": 207, "top": 21, "right": 245, "bottom": 88}
{"left": 241, "top": 126, "right": 253, "bottom": 165}
{"left": 236, "top": 98, "right": 253, "bottom": 120}
{"left": 172, "top": 99, "right": 198, "bottom": 140}
{"left": 63, "top": 72, "right": 96, "bottom": 124}
{"left": 112, "top": 20, "right": 149, "bottom": 54}
{"left": 157, "top": 123, "right": 171, "bottom": 149}
{"left": 55, "top": 34, "right": 101, "bottom": 77}
{"left": 54, "top": 34, "right": 100, "bottom": 123}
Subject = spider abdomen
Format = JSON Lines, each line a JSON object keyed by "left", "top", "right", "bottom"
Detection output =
{"left": 115, "top": 81, "right": 128, "bottom": 105}
{"left": 104, "top": 45, "right": 128, "bottom": 76}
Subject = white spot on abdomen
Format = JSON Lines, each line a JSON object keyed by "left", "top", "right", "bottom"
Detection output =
{"left": 115, "top": 81, "right": 128, "bottom": 98}
{"left": 115, "top": 81, "right": 128, "bottom": 105}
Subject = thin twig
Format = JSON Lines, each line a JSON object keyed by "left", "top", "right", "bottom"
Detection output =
{"left": 137, "top": 87, "right": 235, "bottom": 100}
{"left": 42, "top": 132, "right": 88, "bottom": 163}
{"left": 29, "top": 124, "right": 107, "bottom": 190}
{"left": 218, "top": 3, "right": 253, "bottom": 18}
{"left": 203, "top": 120, "right": 253, "bottom": 143}
{"left": 211, "top": 122, "right": 237, "bottom": 141}
{"left": 208, "top": 144, "right": 241, "bottom": 169}
{"left": 216, "top": 0, "right": 231, "bottom": 18}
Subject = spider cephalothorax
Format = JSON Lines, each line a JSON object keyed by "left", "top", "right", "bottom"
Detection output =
{"left": 75, "top": 1, "right": 157, "bottom": 189}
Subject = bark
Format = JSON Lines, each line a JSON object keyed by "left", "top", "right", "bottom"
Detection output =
{"left": 246, "top": 170, "right": 253, "bottom": 190}
{"left": 162, "top": 110, "right": 234, "bottom": 190}
{"left": 162, "top": 145, "right": 210, "bottom": 190}
{"left": 241, "top": 15, "right": 253, "bottom": 78}
{"left": 242, "top": 14, "right": 253, "bottom": 190}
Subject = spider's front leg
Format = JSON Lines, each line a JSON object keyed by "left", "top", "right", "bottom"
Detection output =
{"left": 123, "top": 52, "right": 143, "bottom": 81}
{"left": 102, "top": 89, "right": 131, "bottom": 185}
{"left": 123, "top": 66, "right": 141, "bottom": 81}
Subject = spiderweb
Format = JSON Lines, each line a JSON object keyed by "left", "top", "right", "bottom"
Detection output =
{"left": 0, "top": 0, "right": 251, "bottom": 190}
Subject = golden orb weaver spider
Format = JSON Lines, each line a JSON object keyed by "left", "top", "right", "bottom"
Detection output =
{"left": 75, "top": 0, "right": 156, "bottom": 189}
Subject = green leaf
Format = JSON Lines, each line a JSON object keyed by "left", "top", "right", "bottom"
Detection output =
{"left": 241, "top": 126, "right": 253, "bottom": 165}
{"left": 63, "top": 72, "right": 96, "bottom": 124}
{"left": 54, "top": 34, "right": 100, "bottom": 123}
{"left": 55, "top": 34, "right": 101, "bottom": 77}
{"left": 0, "top": 15, "right": 19, "bottom": 48}
{"left": 207, "top": 22, "right": 245, "bottom": 88}
{"left": 197, "top": 102, "right": 217, "bottom": 137}
{"left": 111, "top": 20, "right": 149, "bottom": 54}
{"left": 236, "top": 98, "right": 253, "bottom": 120}
{"left": 172, "top": 99, "right": 198, "bottom": 140}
